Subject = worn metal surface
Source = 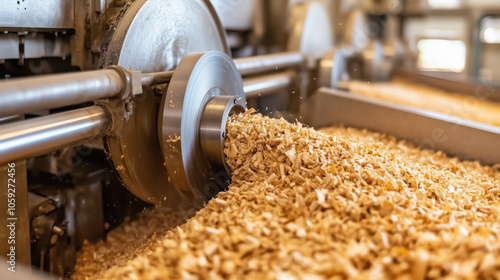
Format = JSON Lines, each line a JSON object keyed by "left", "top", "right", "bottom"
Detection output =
{"left": 0, "top": 0, "right": 74, "bottom": 29}
{"left": 100, "top": 0, "right": 228, "bottom": 73}
{"left": 160, "top": 51, "right": 245, "bottom": 206}
{"left": 0, "top": 106, "right": 109, "bottom": 165}
{"left": 302, "top": 87, "right": 500, "bottom": 165}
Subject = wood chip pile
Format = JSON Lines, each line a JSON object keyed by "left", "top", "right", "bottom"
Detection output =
{"left": 348, "top": 79, "right": 500, "bottom": 127}
{"left": 73, "top": 110, "right": 500, "bottom": 280}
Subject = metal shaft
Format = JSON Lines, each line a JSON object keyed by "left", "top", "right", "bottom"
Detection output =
{"left": 0, "top": 106, "right": 109, "bottom": 165}
{"left": 199, "top": 95, "right": 244, "bottom": 167}
{"left": 243, "top": 71, "right": 296, "bottom": 98}
{"left": 0, "top": 69, "right": 124, "bottom": 118}
{"left": 234, "top": 52, "right": 305, "bottom": 76}
{"left": 141, "top": 71, "right": 175, "bottom": 87}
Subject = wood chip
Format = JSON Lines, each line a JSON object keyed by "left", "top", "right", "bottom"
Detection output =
{"left": 73, "top": 111, "right": 500, "bottom": 280}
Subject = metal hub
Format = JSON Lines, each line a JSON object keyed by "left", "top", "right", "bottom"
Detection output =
{"left": 99, "top": 0, "right": 229, "bottom": 205}
{"left": 159, "top": 51, "right": 246, "bottom": 207}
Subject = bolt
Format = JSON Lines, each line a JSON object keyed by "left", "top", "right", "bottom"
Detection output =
{"left": 52, "top": 226, "right": 64, "bottom": 236}
{"left": 38, "top": 202, "right": 56, "bottom": 214}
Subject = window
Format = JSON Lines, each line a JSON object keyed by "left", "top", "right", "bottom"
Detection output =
{"left": 427, "top": 0, "right": 462, "bottom": 9}
{"left": 417, "top": 39, "right": 466, "bottom": 72}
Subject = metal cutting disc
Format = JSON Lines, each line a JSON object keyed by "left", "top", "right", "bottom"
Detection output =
{"left": 101, "top": 0, "right": 229, "bottom": 72}
{"left": 100, "top": 0, "right": 229, "bottom": 205}
{"left": 159, "top": 51, "right": 245, "bottom": 206}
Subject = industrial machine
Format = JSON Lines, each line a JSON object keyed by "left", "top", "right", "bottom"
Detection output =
{"left": 0, "top": 0, "right": 334, "bottom": 277}
{"left": 1, "top": 0, "right": 500, "bottom": 279}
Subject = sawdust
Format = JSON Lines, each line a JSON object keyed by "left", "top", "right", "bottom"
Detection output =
{"left": 348, "top": 78, "right": 500, "bottom": 127}
{"left": 73, "top": 110, "right": 500, "bottom": 279}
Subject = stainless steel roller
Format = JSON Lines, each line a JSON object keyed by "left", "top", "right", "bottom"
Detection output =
{"left": 234, "top": 52, "right": 305, "bottom": 76}
{"left": 244, "top": 71, "right": 296, "bottom": 98}
{"left": 0, "top": 69, "right": 125, "bottom": 118}
{"left": 0, "top": 106, "right": 109, "bottom": 165}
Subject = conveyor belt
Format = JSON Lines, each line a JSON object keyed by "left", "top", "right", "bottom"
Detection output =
{"left": 302, "top": 87, "right": 500, "bottom": 165}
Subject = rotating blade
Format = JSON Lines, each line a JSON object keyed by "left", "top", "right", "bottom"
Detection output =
{"left": 159, "top": 51, "right": 246, "bottom": 206}
{"left": 100, "top": 0, "right": 229, "bottom": 205}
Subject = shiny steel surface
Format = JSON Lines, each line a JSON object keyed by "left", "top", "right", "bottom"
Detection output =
{"left": 160, "top": 51, "right": 245, "bottom": 206}
{"left": 233, "top": 52, "right": 305, "bottom": 76}
{"left": 101, "top": 0, "right": 228, "bottom": 205}
{"left": 287, "top": 1, "right": 334, "bottom": 61}
{"left": 0, "top": 69, "right": 124, "bottom": 118}
{"left": 302, "top": 88, "right": 500, "bottom": 165}
{"left": 200, "top": 96, "right": 244, "bottom": 173}
{"left": 243, "top": 71, "right": 295, "bottom": 98}
{"left": 0, "top": 106, "right": 109, "bottom": 165}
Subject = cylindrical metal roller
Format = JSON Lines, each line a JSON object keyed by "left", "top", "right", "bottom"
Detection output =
{"left": 0, "top": 106, "right": 109, "bottom": 165}
{"left": 0, "top": 69, "right": 125, "bottom": 118}
{"left": 244, "top": 71, "right": 296, "bottom": 98}
{"left": 234, "top": 52, "right": 305, "bottom": 76}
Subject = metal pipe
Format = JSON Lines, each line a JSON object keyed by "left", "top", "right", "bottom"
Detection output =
{"left": 141, "top": 71, "right": 175, "bottom": 87}
{"left": 243, "top": 71, "right": 295, "bottom": 98}
{"left": 234, "top": 52, "right": 305, "bottom": 76}
{"left": 0, "top": 106, "right": 109, "bottom": 165}
{"left": 0, "top": 115, "right": 21, "bottom": 124}
{"left": 0, "top": 69, "right": 124, "bottom": 118}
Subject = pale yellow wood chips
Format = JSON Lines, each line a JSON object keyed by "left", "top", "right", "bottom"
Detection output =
{"left": 348, "top": 79, "right": 500, "bottom": 127}
{"left": 73, "top": 110, "right": 500, "bottom": 280}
